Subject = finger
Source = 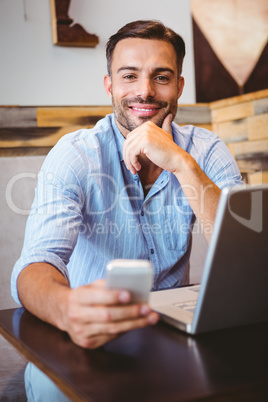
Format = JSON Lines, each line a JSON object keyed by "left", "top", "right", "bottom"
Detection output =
{"left": 91, "top": 279, "right": 106, "bottom": 288}
{"left": 123, "top": 139, "right": 141, "bottom": 174}
{"left": 82, "top": 312, "right": 159, "bottom": 338}
{"left": 129, "top": 155, "right": 141, "bottom": 174}
{"left": 76, "top": 333, "right": 118, "bottom": 349}
{"left": 77, "top": 303, "right": 153, "bottom": 324}
{"left": 124, "top": 152, "right": 141, "bottom": 174}
{"left": 105, "top": 312, "right": 159, "bottom": 334}
{"left": 69, "top": 286, "right": 131, "bottom": 307}
{"left": 162, "top": 113, "right": 173, "bottom": 134}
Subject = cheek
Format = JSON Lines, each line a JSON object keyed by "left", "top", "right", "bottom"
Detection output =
{"left": 113, "top": 79, "right": 139, "bottom": 98}
{"left": 168, "top": 85, "right": 179, "bottom": 98}
{"left": 112, "top": 87, "right": 130, "bottom": 103}
{"left": 157, "top": 84, "right": 178, "bottom": 99}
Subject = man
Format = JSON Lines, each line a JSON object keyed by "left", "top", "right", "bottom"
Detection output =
{"left": 12, "top": 19, "right": 242, "bottom": 400}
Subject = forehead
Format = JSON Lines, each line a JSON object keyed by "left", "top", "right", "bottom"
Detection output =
{"left": 111, "top": 38, "right": 177, "bottom": 73}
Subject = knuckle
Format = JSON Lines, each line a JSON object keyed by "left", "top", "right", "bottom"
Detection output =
{"left": 143, "top": 132, "right": 151, "bottom": 144}
{"left": 84, "top": 338, "right": 99, "bottom": 350}
{"left": 102, "top": 308, "right": 112, "bottom": 322}
{"left": 67, "top": 292, "right": 75, "bottom": 308}
{"left": 133, "top": 305, "right": 142, "bottom": 317}
{"left": 67, "top": 306, "right": 78, "bottom": 323}
{"left": 71, "top": 324, "right": 83, "bottom": 338}
{"left": 146, "top": 121, "right": 154, "bottom": 128}
{"left": 74, "top": 336, "right": 95, "bottom": 349}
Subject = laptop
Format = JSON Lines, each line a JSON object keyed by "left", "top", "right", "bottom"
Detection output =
{"left": 149, "top": 184, "right": 268, "bottom": 334}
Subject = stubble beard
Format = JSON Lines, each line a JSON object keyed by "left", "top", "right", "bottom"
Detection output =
{"left": 112, "top": 95, "right": 178, "bottom": 134}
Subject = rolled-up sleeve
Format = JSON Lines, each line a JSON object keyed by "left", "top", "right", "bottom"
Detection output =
{"left": 11, "top": 135, "right": 86, "bottom": 304}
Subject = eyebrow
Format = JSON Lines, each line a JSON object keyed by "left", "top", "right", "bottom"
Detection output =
{"left": 117, "top": 66, "right": 175, "bottom": 75}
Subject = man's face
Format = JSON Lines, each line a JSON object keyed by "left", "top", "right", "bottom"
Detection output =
{"left": 104, "top": 38, "right": 184, "bottom": 137}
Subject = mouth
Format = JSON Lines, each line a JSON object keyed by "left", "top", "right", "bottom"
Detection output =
{"left": 128, "top": 104, "right": 161, "bottom": 117}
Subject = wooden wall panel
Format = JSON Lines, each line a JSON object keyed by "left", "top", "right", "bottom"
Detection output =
{"left": 0, "top": 107, "right": 37, "bottom": 128}
{"left": 1, "top": 91, "right": 267, "bottom": 184}
{"left": 211, "top": 89, "right": 268, "bottom": 183}
{"left": 37, "top": 106, "right": 113, "bottom": 127}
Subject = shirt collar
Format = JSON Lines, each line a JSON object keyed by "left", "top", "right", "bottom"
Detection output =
{"left": 111, "top": 114, "right": 125, "bottom": 162}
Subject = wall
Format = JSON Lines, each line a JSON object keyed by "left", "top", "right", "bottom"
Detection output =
{"left": 211, "top": 89, "right": 268, "bottom": 184}
{"left": 0, "top": 0, "right": 195, "bottom": 106}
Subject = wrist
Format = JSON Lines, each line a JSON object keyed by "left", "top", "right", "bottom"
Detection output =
{"left": 172, "top": 151, "right": 197, "bottom": 178}
{"left": 57, "top": 285, "right": 72, "bottom": 332}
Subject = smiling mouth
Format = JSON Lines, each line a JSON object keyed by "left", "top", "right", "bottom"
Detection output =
{"left": 130, "top": 106, "right": 160, "bottom": 112}
{"left": 128, "top": 106, "right": 161, "bottom": 118}
{"left": 122, "top": 97, "right": 168, "bottom": 112}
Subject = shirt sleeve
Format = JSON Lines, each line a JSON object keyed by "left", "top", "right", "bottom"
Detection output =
{"left": 172, "top": 124, "right": 243, "bottom": 190}
{"left": 11, "top": 136, "right": 86, "bottom": 304}
{"left": 203, "top": 137, "right": 243, "bottom": 189}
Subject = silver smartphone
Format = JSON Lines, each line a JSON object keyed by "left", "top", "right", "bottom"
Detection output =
{"left": 106, "top": 259, "right": 154, "bottom": 303}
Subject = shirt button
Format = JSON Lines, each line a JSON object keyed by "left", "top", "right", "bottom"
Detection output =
{"left": 150, "top": 249, "right": 154, "bottom": 254}
{"left": 141, "top": 211, "right": 144, "bottom": 216}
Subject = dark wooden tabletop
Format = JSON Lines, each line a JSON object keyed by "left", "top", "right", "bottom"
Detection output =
{"left": 1, "top": 307, "right": 268, "bottom": 401}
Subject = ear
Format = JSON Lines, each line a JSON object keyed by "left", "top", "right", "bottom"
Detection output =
{"left": 177, "top": 76, "right": 185, "bottom": 100}
{"left": 104, "top": 75, "right": 112, "bottom": 98}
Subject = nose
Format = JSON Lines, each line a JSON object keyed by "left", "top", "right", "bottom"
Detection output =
{"left": 136, "top": 77, "right": 156, "bottom": 99}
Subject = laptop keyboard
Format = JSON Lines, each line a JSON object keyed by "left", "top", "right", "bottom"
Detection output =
{"left": 173, "top": 300, "right": 197, "bottom": 314}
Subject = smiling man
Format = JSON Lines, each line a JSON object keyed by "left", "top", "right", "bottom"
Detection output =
{"left": 105, "top": 37, "right": 182, "bottom": 132}
{"left": 11, "top": 20, "right": 242, "bottom": 400}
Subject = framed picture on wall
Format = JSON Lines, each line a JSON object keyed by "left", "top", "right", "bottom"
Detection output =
{"left": 50, "top": 0, "right": 99, "bottom": 47}
{"left": 191, "top": 0, "right": 268, "bottom": 102}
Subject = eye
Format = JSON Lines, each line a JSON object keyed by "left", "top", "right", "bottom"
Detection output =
{"left": 155, "top": 75, "right": 169, "bottom": 83}
{"left": 123, "top": 74, "right": 136, "bottom": 81}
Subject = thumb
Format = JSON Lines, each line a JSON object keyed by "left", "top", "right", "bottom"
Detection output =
{"left": 162, "top": 113, "right": 173, "bottom": 134}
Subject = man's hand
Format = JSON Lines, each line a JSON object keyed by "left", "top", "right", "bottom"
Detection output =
{"left": 123, "top": 114, "right": 189, "bottom": 175}
{"left": 17, "top": 264, "right": 159, "bottom": 350}
{"left": 122, "top": 113, "right": 221, "bottom": 243}
{"left": 63, "top": 280, "right": 159, "bottom": 349}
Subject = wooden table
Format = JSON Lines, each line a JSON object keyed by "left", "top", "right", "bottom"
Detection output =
{"left": 1, "top": 307, "right": 268, "bottom": 401}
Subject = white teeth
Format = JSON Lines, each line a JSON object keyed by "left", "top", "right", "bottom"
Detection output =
{"left": 132, "top": 107, "right": 154, "bottom": 111}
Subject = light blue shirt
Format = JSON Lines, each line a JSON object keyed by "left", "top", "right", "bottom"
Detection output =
{"left": 11, "top": 114, "right": 242, "bottom": 304}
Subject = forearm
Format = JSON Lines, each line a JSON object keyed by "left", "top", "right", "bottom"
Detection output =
{"left": 174, "top": 156, "right": 221, "bottom": 242}
{"left": 17, "top": 262, "right": 71, "bottom": 331}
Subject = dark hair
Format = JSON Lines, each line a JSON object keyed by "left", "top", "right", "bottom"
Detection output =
{"left": 106, "top": 20, "right": 185, "bottom": 77}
